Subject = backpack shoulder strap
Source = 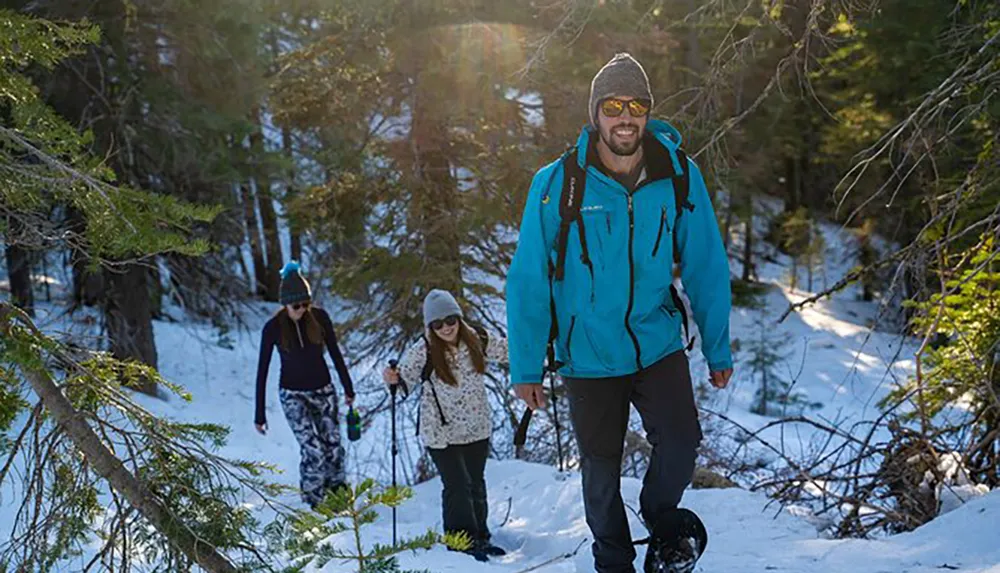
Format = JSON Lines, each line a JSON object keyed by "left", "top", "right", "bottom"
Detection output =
{"left": 546, "top": 147, "right": 594, "bottom": 371}
{"left": 671, "top": 148, "right": 694, "bottom": 264}
{"left": 420, "top": 337, "right": 434, "bottom": 383}
{"left": 472, "top": 324, "right": 489, "bottom": 351}
{"left": 553, "top": 148, "right": 591, "bottom": 281}
{"left": 418, "top": 335, "right": 448, "bottom": 431}
{"left": 670, "top": 148, "right": 696, "bottom": 352}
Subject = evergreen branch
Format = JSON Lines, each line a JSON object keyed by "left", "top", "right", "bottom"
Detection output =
{"left": 0, "top": 126, "right": 135, "bottom": 233}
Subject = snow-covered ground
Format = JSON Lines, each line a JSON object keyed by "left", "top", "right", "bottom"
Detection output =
{"left": 2, "top": 206, "right": 997, "bottom": 572}
{"left": 355, "top": 459, "right": 1000, "bottom": 573}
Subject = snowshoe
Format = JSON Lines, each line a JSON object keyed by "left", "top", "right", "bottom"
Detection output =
{"left": 642, "top": 508, "right": 708, "bottom": 573}
{"left": 447, "top": 543, "right": 489, "bottom": 562}
{"left": 479, "top": 539, "right": 507, "bottom": 557}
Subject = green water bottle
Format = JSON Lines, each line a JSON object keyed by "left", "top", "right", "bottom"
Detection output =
{"left": 347, "top": 406, "right": 361, "bottom": 442}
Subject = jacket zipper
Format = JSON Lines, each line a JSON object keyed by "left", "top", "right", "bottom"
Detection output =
{"left": 587, "top": 166, "right": 652, "bottom": 371}
{"left": 566, "top": 316, "right": 576, "bottom": 360}
{"left": 295, "top": 321, "right": 304, "bottom": 348}
{"left": 651, "top": 205, "right": 667, "bottom": 257}
{"left": 625, "top": 194, "right": 642, "bottom": 371}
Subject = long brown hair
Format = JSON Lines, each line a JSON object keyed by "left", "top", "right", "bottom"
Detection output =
{"left": 277, "top": 307, "right": 324, "bottom": 351}
{"left": 427, "top": 320, "right": 486, "bottom": 386}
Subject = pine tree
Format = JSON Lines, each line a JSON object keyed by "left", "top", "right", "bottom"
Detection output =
{"left": 270, "top": 0, "right": 545, "bottom": 355}
{"left": 1, "top": 11, "right": 274, "bottom": 571}
{"left": 747, "top": 311, "right": 821, "bottom": 416}
{"left": 265, "top": 479, "right": 467, "bottom": 573}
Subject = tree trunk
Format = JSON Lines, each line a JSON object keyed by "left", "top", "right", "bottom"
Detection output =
{"left": 807, "top": 252, "right": 814, "bottom": 292}
{"left": 410, "top": 85, "right": 462, "bottom": 295}
{"left": 104, "top": 264, "right": 158, "bottom": 394}
{"left": 807, "top": 218, "right": 815, "bottom": 292}
{"left": 239, "top": 183, "right": 268, "bottom": 297}
{"left": 39, "top": 252, "right": 51, "bottom": 302}
{"left": 685, "top": 0, "right": 702, "bottom": 84}
{"left": 784, "top": 156, "right": 801, "bottom": 213}
{"left": 148, "top": 262, "right": 163, "bottom": 319}
{"left": 66, "top": 207, "right": 105, "bottom": 307}
{"left": 269, "top": 29, "right": 302, "bottom": 265}
{"left": 250, "top": 108, "right": 283, "bottom": 301}
{"left": 5, "top": 217, "right": 35, "bottom": 316}
{"left": 0, "top": 304, "right": 237, "bottom": 573}
{"left": 281, "top": 123, "right": 303, "bottom": 262}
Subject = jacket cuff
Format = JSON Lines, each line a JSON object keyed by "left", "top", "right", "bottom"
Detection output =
{"left": 708, "top": 358, "right": 733, "bottom": 372}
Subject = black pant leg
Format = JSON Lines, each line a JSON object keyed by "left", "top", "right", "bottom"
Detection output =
{"left": 566, "top": 375, "right": 635, "bottom": 573}
{"left": 428, "top": 444, "right": 478, "bottom": 538}
{"left": 630, "top": 350, "right": 703, "bottom": 528}
{"left": 461, "top": 439, "right": 491, "bottom": 541}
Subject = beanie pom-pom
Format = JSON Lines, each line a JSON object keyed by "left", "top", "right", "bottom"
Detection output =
{"left": 280, "top": 261, "right": 301, "bottom": 279}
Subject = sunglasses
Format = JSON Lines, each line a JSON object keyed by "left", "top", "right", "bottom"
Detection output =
{"left": 600, "top": 98, "right": 651, "bottom": 118}
{"left": 430, "top": 315, "right": 460, "bottom": 331}
{"left": 291, "top": 302, "right": 310, "bottom": 311}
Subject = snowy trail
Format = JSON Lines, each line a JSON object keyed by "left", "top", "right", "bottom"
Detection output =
{"left": 123, "top": 286, "right": 992, "bottom": 573}
{"left": 324, "top": 459, "right": 1000, "bottom": 573}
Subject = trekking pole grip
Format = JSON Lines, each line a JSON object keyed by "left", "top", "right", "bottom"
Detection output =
{"left": 388, "top": 359, "right": 399, "bottom": 397}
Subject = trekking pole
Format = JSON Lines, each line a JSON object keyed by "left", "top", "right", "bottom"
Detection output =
{"left": 543, "top": 342, "right": 566, "bottom": 472}
{"left": 549, "top": 367, "right": 564, "bottom": 472}
{"left": 388, "top": 359, "right": 399, "bottom": 547}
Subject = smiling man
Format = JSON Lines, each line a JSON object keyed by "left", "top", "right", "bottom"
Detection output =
{"left": 506, "top": 53, "right": 733, "bottom": 573}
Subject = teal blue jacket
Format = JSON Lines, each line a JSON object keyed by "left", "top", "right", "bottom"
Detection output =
{"left": 506, "top": 120, "right": 732, "bottom": 384}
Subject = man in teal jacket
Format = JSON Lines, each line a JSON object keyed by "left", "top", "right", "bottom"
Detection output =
{"left": 506, "top": 53, "right": 733, "bottom": 573}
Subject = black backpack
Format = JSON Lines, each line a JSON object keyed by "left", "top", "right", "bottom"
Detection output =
{"left": 401, "top": 325, "right": 489, "bottom": 436}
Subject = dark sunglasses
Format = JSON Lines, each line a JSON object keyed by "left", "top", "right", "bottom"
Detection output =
{"left": 291, "top": 302, "right": 310, "bottom": 311}
{"left": 429, "top": 315, "right": 460, "bottom": 331}
{"left": 600, "top": 97, "right": 651, "bottom": 118}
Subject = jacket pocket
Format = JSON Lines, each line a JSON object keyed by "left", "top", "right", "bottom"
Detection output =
{"left": 651, "top": 205, "right": 668, "bottom": 258}
{"left": 580, "top": 211, "right": 607, "bottom": 259}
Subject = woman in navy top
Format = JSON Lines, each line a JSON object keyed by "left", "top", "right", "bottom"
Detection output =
{"left": 254, "top": 262, "right": 355, "bottom": 508}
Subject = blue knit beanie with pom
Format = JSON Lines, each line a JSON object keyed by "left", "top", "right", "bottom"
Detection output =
{"left": 279, "top": 261, "right": 312, "bottom": 305}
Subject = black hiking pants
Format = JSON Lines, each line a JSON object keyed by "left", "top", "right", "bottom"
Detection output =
{"left": 565, "top": 350, "right": 703, "bottom": 573}
{"left": 427, "top": 438, "right": 491, "bottom": 543}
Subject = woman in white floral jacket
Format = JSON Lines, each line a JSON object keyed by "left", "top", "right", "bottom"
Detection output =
{"left": 382, "top": 289, "right": 508, "bottom": 562}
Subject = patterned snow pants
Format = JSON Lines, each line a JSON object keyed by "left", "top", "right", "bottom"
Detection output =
{"left": 279, "top": 384, "right": 346, "bottom": 507}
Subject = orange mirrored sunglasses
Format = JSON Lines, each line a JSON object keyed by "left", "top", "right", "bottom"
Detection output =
{"left": 600, "top": 98, "right": 651, "bottom": 118}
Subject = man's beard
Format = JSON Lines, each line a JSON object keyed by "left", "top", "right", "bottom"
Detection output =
{"left": 600, "top": 123, "right": 644, "bottom": 156}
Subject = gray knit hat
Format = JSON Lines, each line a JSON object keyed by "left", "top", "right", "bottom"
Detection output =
{"left": 423, "top": 289, "right": 463, "bottom": 328}
{"left": 588, "top": 53, "right": 654, "bottom": 127}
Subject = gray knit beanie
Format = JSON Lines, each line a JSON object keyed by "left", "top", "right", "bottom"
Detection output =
{"left": 588, "top": 53, "right": 654, "bottom": 128}
{"left": 423, "top": 289, "right": 463, "bottom": 327}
